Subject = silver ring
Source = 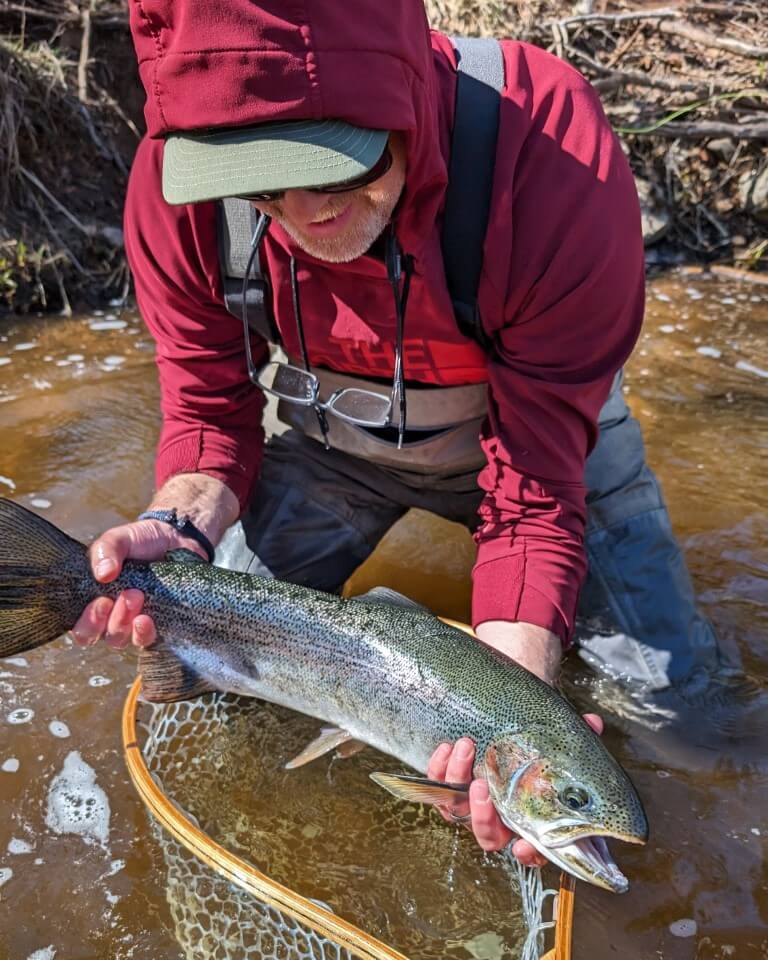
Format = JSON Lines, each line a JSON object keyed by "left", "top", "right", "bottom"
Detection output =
{"left": 448, "top": 809, "right": 472, "bottom": 825}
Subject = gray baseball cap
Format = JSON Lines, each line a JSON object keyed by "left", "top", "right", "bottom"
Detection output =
{"left": 162, "top": 118, "right": 389, "bottom": 205}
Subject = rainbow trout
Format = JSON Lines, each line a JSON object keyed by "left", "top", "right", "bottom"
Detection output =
{"left": 0, "top": 497, "right": 647, "bottom": 891}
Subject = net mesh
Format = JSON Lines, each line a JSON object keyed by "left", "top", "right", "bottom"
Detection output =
{"left": 141, "top": 694, "right": 356, "bottom": 960}
{"left": 138, "top": 692, "right": 555, "bottom": 960}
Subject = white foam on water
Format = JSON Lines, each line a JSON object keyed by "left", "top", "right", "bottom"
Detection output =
{"left": 54, "top": 360, "right": 71, "bottom": 367}
{"left": 66, "top": 354, "right": 84, "bottom": 362}
{"left": 8, "top": 838, "right": 34, "bottom": 855}
{"left": 720, "top": 297, "right": 736, "bottom": 305}
{"left": 735, "top": 360, "right": 768, "bottom": 379}
{"left": 102, "top": 859, "right": 125, "bottom": 879}
{"left": 14, "top": 342, "right": 37, "bottom": 351}
{"left": 0, "top": 868, "right": 12, "bottom": 888}
{"left": 102, "top": 355, "right": 125, "bottom": 367}
{"left": 48, "top": 721, "right": 70, "bottom": 739}
{"left": 88, "top": 676, "right": 112, "bottom": 688}
{"left": 751, "top": 827, "right": 761, "bottom": 836}
{"left": 2, "top": 758, "right": 20, "bottom": 773}
{"left": 4, "top": 657, "right": 28, "bottom": 668}
{"left": 7, "top": 708, "right": 34, "bottom": 725}
{"left": 696, "top": 346, "right": 722, "bottom": 358}
{"left": 30, "top": 499, "right": 51, "bottom": 509}
{"left": 659, "top": 324, "right": 675, "bottom": 333}
{"left": 0, "top": 358, "right": 12, "bottom": 367}
{"left": 669, "top": 919, "right": 697, "bottom": 938}
{"left": 89, "top": 318, "right": 127, "bottom": 331}
{"left": 45, "top": 751, "right": 110, "bottom": 845}
{"left": 0, "top": 476, "right": 16, "bottom": 490}
{"left": 655, "top": 292, "right": 672, "bottom": 302}
{"left": 27, "top": 948, "right": 56, "bottom": 960}
{"left": 32, "top": 378, "right": 52, "bottom": 390}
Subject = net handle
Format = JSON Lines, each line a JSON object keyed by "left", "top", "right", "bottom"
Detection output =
{"left": 541, "top": 873, "right": 576, "bottom": 960}
{"left": 122, "top": 676, "right": 409, "bottom": 960}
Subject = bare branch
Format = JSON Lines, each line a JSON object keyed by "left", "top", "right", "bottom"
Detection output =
{"left": 659, "top": 18, "right": 768, "bottom": 57}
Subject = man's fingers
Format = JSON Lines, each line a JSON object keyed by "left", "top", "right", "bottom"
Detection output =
{"left": 131, "top": 614, "right": 157, "bottom": 649}
{"left": 72, "top": 597, "right": 114, "bottom": 647}
{"left": 440, "top": 738, "right": 474, "bottom": 820}
{"left": 90, "top": 529, "right": 131, "bottom": 582}
{"left": 104, "top": 589, "right": 145, "bottom": 649}
{"left": 511, "top": 837, "right": 548, "bottom": 868}
{"left": 426, "top": 742, "right": 452, "bottom": 782}
{"left": 468, "top": 779, "right": 515, "bottom": 852}
{"left": 583, "top": 713, "right": 604, "bottom": 735}
{"left": 89, "top": 519, "right": 174, "bottom": 582}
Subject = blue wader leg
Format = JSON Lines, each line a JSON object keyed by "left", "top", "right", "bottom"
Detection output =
{"left": 578, "top": 372, "right": 722, "bottom": 690}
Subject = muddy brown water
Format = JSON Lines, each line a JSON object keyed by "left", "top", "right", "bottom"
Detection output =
{"left": 0, "top": 274, "right": 766, "bottom": 959}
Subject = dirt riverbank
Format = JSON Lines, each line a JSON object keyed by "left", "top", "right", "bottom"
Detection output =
{"left": 0, "top": 0, "right": 765, "bottom": 313}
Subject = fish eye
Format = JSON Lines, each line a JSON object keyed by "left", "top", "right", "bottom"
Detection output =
{"left": 559, "top": 785, "right": 590, "bottom": 811}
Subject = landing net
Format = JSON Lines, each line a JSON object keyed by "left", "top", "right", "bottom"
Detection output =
{"left": 123, "top": 679, "right": 574, "bottom": 960}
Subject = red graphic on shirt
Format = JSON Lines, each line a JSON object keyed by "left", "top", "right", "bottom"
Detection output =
{"left": 309, "top": 337, "right": 487, "bottom": 385}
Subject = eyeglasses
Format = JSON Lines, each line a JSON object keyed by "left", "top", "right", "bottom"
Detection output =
{"left": 255, "top": 361, "right": 396, "bottom": 427}
{"left": 237, "top": 147, "right": 392, "bottom": 204}
{"left": 241, "top": 215, "right": 412, "bottom": 449}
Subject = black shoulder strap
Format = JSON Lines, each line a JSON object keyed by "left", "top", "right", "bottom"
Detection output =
{"left": 441, "top": 37, "right": 504, "bottom": 350}
{"left": 217, "top": 197, "right": 280, "bottom": 343}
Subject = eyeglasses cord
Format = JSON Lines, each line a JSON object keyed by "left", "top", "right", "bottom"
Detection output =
{"left": 244, "top": 213, "right": 413, "bottom": 451}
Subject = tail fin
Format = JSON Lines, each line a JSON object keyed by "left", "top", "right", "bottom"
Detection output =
{"left": 0, "top": 497, "right": 93, "bottom": 658}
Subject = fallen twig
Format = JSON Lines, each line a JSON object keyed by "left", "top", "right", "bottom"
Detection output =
{"left": 659, "top": 19, "right": 768, "bottom": 58}
{"left": 619, "top": 119, "right": 768, "bottom": 138}
{"left": 77, "top": 0, "right": 93, "bottom": 103}
{"left": 545, "top": 8, "right": 679, "bottom": 28}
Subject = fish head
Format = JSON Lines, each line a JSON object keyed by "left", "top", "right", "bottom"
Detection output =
{"left": 480, "top": 724, "right": 648, "bottom": 893}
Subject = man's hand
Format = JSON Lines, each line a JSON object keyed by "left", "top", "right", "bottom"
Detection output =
{"left": 71, "top": 473, "right": 238, "bottom": 650}
{"left": 426, "top": 619, "right": 602, "bottom": 864}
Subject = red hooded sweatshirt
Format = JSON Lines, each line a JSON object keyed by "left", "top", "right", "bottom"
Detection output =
{"left": 126, "top": 0, "right": 645, "bottom": 643}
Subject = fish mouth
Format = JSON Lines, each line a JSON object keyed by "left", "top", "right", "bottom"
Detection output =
{"left": 513, "top": 824, "right": 637, "bottom": 894}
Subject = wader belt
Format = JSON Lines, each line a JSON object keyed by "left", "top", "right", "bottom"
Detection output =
{"left": 277, "top": 366, "right": 488, "bottom": 473}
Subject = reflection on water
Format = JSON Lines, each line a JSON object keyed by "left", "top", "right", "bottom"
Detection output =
{"left": 0, "top": 273, "right": 767, "bottom": 959}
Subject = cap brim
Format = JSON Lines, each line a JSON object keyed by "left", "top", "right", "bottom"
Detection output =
{"left": 162, "top": 119, "right": 389, "bottom": 205}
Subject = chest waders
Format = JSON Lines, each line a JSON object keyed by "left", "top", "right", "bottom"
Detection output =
{"left": 214, "top": 37, "right": 721, "bottom": 694}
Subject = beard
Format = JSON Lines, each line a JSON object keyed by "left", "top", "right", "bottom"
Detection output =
{"left": 266, "top": 176, "right": 404, "bottom": 264}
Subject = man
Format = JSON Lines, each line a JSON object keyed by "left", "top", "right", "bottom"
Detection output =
{"left": 73, "top": 0, "right": 760, "bottom": 856}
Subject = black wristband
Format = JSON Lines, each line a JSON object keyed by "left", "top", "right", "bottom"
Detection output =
{"left": 137, "top": 509, "right": 216, "bottom": 563}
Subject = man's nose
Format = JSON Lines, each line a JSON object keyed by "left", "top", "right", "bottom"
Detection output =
{"left": 280, "top": 189, "right": 337, "bottom": 224}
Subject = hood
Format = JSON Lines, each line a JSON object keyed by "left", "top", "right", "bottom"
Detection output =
{"left": 128, "top": 0, "right": 454, "bottom": 255}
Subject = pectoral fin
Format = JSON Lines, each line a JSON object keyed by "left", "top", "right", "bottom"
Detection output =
{"left": 370, "top": 772, "right": 470, "bottom": 805}
{"left": 138, "top": 647, "right": 216, "bottom": 703}
{"left": 285, "top": 726, "right": 363, "bottom": 769}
